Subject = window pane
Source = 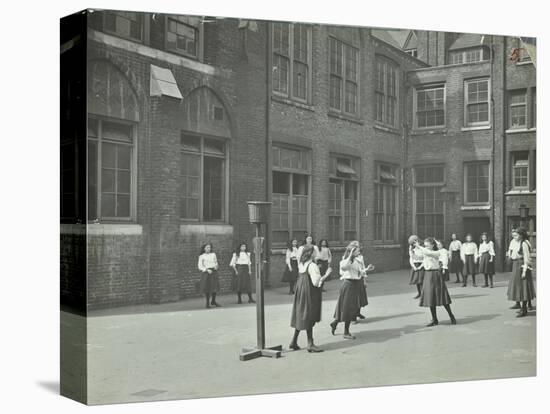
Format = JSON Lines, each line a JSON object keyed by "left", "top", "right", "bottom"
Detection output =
{"left": 117, "top": 145, "right": 131, "bottom": 170}
{"left": 102, "top": 121, "right": 133, "bottom": 142}
{"left": 273, "top": 171, "right": 290, "bottom": 194}
{"left": 101, "top": 194, "right": 116, "bottom": 217}
{"left": 203, "top": 157, "right": 224, "bottom": 220}
{"left": 88, "top": 140, "right": 98, "bottom": 221}
{"left": 117, "top": 194, "right": 130, "bottom": 217}
{"left": 101, "top": 169, "right": 116, "bottom": 193}
{"left": 181, "top": 134, "right": 201, "bottom": 152}
{"left": 117, "top": 170, "right": 131, "bottom": 194}
{"left": 203, "top": 138, "right": 225, "bottom": 156}
{"left": 102, "top": 143, "right": 116, "bottom": 168}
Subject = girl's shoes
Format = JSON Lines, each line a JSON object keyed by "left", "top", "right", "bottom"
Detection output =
{"left": 413, "top": 294, "right": 421, "bottom": 299}
{"left": 211, "top": 301, "right": 221, "bottom": 307}
{"left": 343, "top": 333, "right": 356, "bottom": 340}
{"left": 288, "top": 342, "right": 300, "bottom": 351}
{"left": 358, "top": 313, "right": 366, "bottom": 320}
{"left": 307, "top": 345, "right": 324, "bottom": 353}
{"left": 330, "top": 321, "right": 338, "bottom": 336}
{"left": 426, "top": 319, "right": 439, "bottom": 327}
{"left": 450, "top": 315, "right": 457, "bottom": 325}
{"left": 516, "top": 310, "right": 528, "bottom": 318}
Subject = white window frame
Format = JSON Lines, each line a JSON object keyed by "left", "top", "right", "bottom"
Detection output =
{"left": 103, "top": 11, "right": 144, "bottom": 43}
{"left": 464, "top": 78, "right": 491, "bottom": 127}
{"left": 271, "top": 22, "right": 313, "bottom": 104}
{"left": 373, "top": 163, "right": 399, "bottom": 244}
{"left": 375, "top": 56, "right": 399, "bottom": 128}
{"left": 329, "top": 36, "right": 360, "bottom": 117}
{"left": 511, "top": 152, "right": 529, "bottom": 191}
{"left": 413, "top": 165, "right": 446, "bottom": 240}
{"left": 87, "top": 116, "right": 138, "bottom": 223}
{"left": 413, "top": 84, "right": 446, "bottom": 130}
{"left": 463, "top": 161, "right": 491, "bottom": 206}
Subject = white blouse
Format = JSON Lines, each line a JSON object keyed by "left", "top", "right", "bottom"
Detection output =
{"left": 409, "top": 247, "right": 424, "bottom": 268}
{"left": 230, "top": 252, "right": 251, "bottom": 267}
{"left": 285, "top": 247, "right": 299, "bottom": 266}
{"left": 339, "top": 255, "right": 367, "bottom": 280}
{"left": 198, "top": 252, "right": 219, "bottom": 272}
{"left": 449, "top": 240, "right": 462, "bottom": 252}
{"left": 317, "top": 246, "right": 332, "bottom": 262}
{"left": 509, "top": 240, "right": 532, "bottom": 270}
{"left": 478, "top": 241, "right": 495, "bottom": 257}
{"left": 417, "top": 247, "right": 441, "bottom": 270}
{"left": 298, "top": 260, "right": 323, "bottom": 288}
{"left": 460, "top": 242, "right": 479, "bottom": 262}
{"left": 439, "top": 248, "right": 449, "bottom": 269}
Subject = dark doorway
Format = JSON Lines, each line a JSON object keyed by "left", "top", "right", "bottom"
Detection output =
{"left": 462, "top": 217, "right": 491, "bottom": 243}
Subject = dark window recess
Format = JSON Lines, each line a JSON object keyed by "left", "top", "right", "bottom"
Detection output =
{"left": 213, "top": 106, "right": 224, "bottom": 121}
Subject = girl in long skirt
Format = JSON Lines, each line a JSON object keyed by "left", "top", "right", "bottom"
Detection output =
{"left": 408, "top": 235, "right": 425, "bottom": 299}
{"left": 330, "top": 241, "right": 372, "bottom": 339}
{"left": 478, "top": 232, "right": 496, "bottom": 288}
{"left": 282, "top": 239, "right": 299, "bottom": 294}
{"left": 448, "top": 233, "right": 463, "bottom": 283}
{"left": 317, "top": 239, "right": 332, "bottom": 292}
{"left": 460, "top": 234, "right": 478, "bottom": 287}
{"left": 289, "top": 245, "right": 330, "bottom": 352}
{"left": 506, "top": 235, "right": 534, "bottom": 311}
{"left": 230, "top": 243, "right": 255, "bottom": 304}
{"left": 414, "top": 238, "right": 457, "bottom": 326}
{"left": 354, "top": 252, "right": 374, "bottom": 323}
{"left": 507, "top": 227, "right": 536, "bottom": 317}
{"left": 436, "top": 240, "right": 450, "bottom": 282}
{"left": 197, "top": 243, "right": 221, "bottom": 308}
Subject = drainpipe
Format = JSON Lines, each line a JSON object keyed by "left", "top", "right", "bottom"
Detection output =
{"left": 500, "top": 36, "right": 508, "bottom": 269}
{"left": 265, "top": 22, "right": 273, "bottom": 286}
{"left": 490, "top": 35, "right": 496, "bottom": 256}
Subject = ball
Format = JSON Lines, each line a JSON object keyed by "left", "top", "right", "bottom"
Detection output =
{"left": 408, "top": 234, "right": 419, "bottom": 245}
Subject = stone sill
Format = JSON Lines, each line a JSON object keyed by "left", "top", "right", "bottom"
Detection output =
{"left": 271, "top": 95, "right": 315, "bottom": 112}
{"left": 180, "top": 223, "right": 233, "bottom": 236}
{"left": 60, "top": 223, "right": 143, "bottom": 236}
{"left": 461, "top": 125, "right": 491, "bottom": 131}
{"left": 374, "top": 123, "right": 401, "bottom": 135}
{"left": 460, "top": 205, "right": 491, "bottom": 211}
{"left": 505, "top": 190, "right": 536, "bottom": 195}
{"left": 410, "top": 128, "right": 447, "bottom": 135}
{"left": 505, "top": 128, "right": 536, "bottom": 134}
{"left": 327, "top": 111, "right": 364, "bottom": 125}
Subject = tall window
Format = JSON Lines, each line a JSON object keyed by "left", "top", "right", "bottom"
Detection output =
{"left": 329, "top": 37, "right": 359, "bottom": 116}
{"left": 464, "top": 162, "right": 490, "bottom": 205}
{"left": 181, "top": 134, "right": 226, "bottom": 221}
{"left": 415, "top": 85, "right": 445, "bottom": 128}
{"left": 165, "top": 15, "right": 201, "bottom": 59}
{"left": 272, "top": 23, "right": 312, "bottom": 102}
{"left": 508, "top": 90, "right": 527, "bottom": 129}
{"left": 375, "top": 57, "right": 398, "bottom": 127}
{"left": 449, "top": 47, "right": 489, "bottom": 64}
{"left": 374, "top": 164, "right": 399, "bottom": 243}
{"left": 531, "top": 88, "right": 536, "bottom": 128}
{"left": 465, "top": 78, "right": 490, "bottom": 126}
{"left": 414, "top": 165, "right": 445, "bottom": 240}
{"left": 88, "top": 117, "right": 135, "bottom": 221}
{"left": 272, "top": 145, "right": 311, "bottom": 243}
{"left": 104, "top": 11, "right": 143, "bottom": 42}
{"left": 61, "top": 141, "right": 76, "bottom": 219}
{"left": 328, "top": 156, "right": 359, "bottom": 243}
{"left": 511, "top": 152, "right": 529, "bottom": 190}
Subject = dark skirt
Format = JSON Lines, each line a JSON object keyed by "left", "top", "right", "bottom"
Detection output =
{"left": 358, "top": 281, "right": 368, "bottom": 307}
{"left": 463, "top": 254, "right": 477, "bottom": 275}
{"left": 449, "top": 251, "right": 462, "bottom": 273}
{"left": 200, "top": 270, "right": 220, "bottom": 294}
{"left": 440, "top": 268, "right": 450, "bottom": 282}
{"left": 282, "top": 259, "right": 298, "bottom": 283}
{"left": 419, "top": 269, "right": 452, "bottom": 307}
{"left": 318, "top": 259, "right": 329, "bottom": 277}
{"left": 478, "top": 252, "right": 495, "bottom": 275}
{"left": 507, "top": 259, "right": 536, "bottom": 302}
{"left": 234, "top": 264, "right": 252, "bottom": 293}
{"left": 409, "top": 263, "right": 425, "bottom": 285}
{"left": 333, "top": 279, "right": 361, "bottom": 322}
{"left": 290, "top": 273, "right": 322, "bottom": 330}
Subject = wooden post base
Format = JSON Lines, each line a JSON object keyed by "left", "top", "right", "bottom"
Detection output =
{"left": 239, "top": 345, "right": 283, "bottom": 361}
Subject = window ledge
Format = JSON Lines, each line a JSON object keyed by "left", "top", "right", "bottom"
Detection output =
{"left": 373, "top": 244, "right": 402, "bottom": 249}
{"left": 505, "top": 190, "right": 536, "bottom": 195}
{"left": 410, "top": 128, "right": 447, "bottom": 135}
{"left": 271, "top": 95, "right": 315, "bottom": 112}
{"left": 374, "top": 123, "right": 401, "bottom": 135}
{"left": 180, "top": 223, "right": 233, "bottom": 236}
{"left": 506, "top": 128, "right": 536, "bottom": 134}
{"left": 328, "top": 111, "right": 364, "bottom": 125}
{"left": 87, "top": 223, "right": 143, "bottom": 236}
{"left": 460, "top": 205, "right": 491, "bottom": 211}
{"left": 516, "top": 60, "right": 534, "bottom": 66}
{"left": 461, "top": 125, "right": 491, "bottom": 131}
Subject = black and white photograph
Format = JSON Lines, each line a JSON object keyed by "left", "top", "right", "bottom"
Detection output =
{"left": 1, "top": 0, "right": 548, "bottom": 412}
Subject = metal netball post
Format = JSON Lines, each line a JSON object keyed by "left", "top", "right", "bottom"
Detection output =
{"left": 239, "top": 201, "right": 283, "bottom": 361}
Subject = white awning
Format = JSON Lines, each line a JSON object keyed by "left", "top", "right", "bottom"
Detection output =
{"left": 150, "top": 64, "right": 183, "bottom": 100}
{"left": 337, "top": 162, "right": 357, "bottom": 175}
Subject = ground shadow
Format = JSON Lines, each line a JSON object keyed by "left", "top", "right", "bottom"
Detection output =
{"left": 36, "top": 381, "right": 59, "bottom": 394}
{"left": 450, "top": 293, "right": 490, "bottom": 299}
{"left": 353, "top": 311, "right": 424, "bottom": 324}
{"left": 321, "top": 313, "right": 501, "bottom": 353}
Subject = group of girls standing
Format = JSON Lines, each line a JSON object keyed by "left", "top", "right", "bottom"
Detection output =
{"left": 282, "top": 236, "right": 330, "bottom": 295}
{"left": 419, "top": 232, "right": 496, "bottom": 289}
{"left": 197, "top": 242, "right": 256, "bottom": 309}
{"left": 289, "top": 239, "right": 374, "bottom": 351}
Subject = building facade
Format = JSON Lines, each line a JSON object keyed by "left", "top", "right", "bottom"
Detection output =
{"left": 60, "top": 10, "right": 536, "bottom": 310}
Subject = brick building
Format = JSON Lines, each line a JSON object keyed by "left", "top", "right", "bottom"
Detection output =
{"left": 60, "top": 10, "right": 536, "bottom": 310}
